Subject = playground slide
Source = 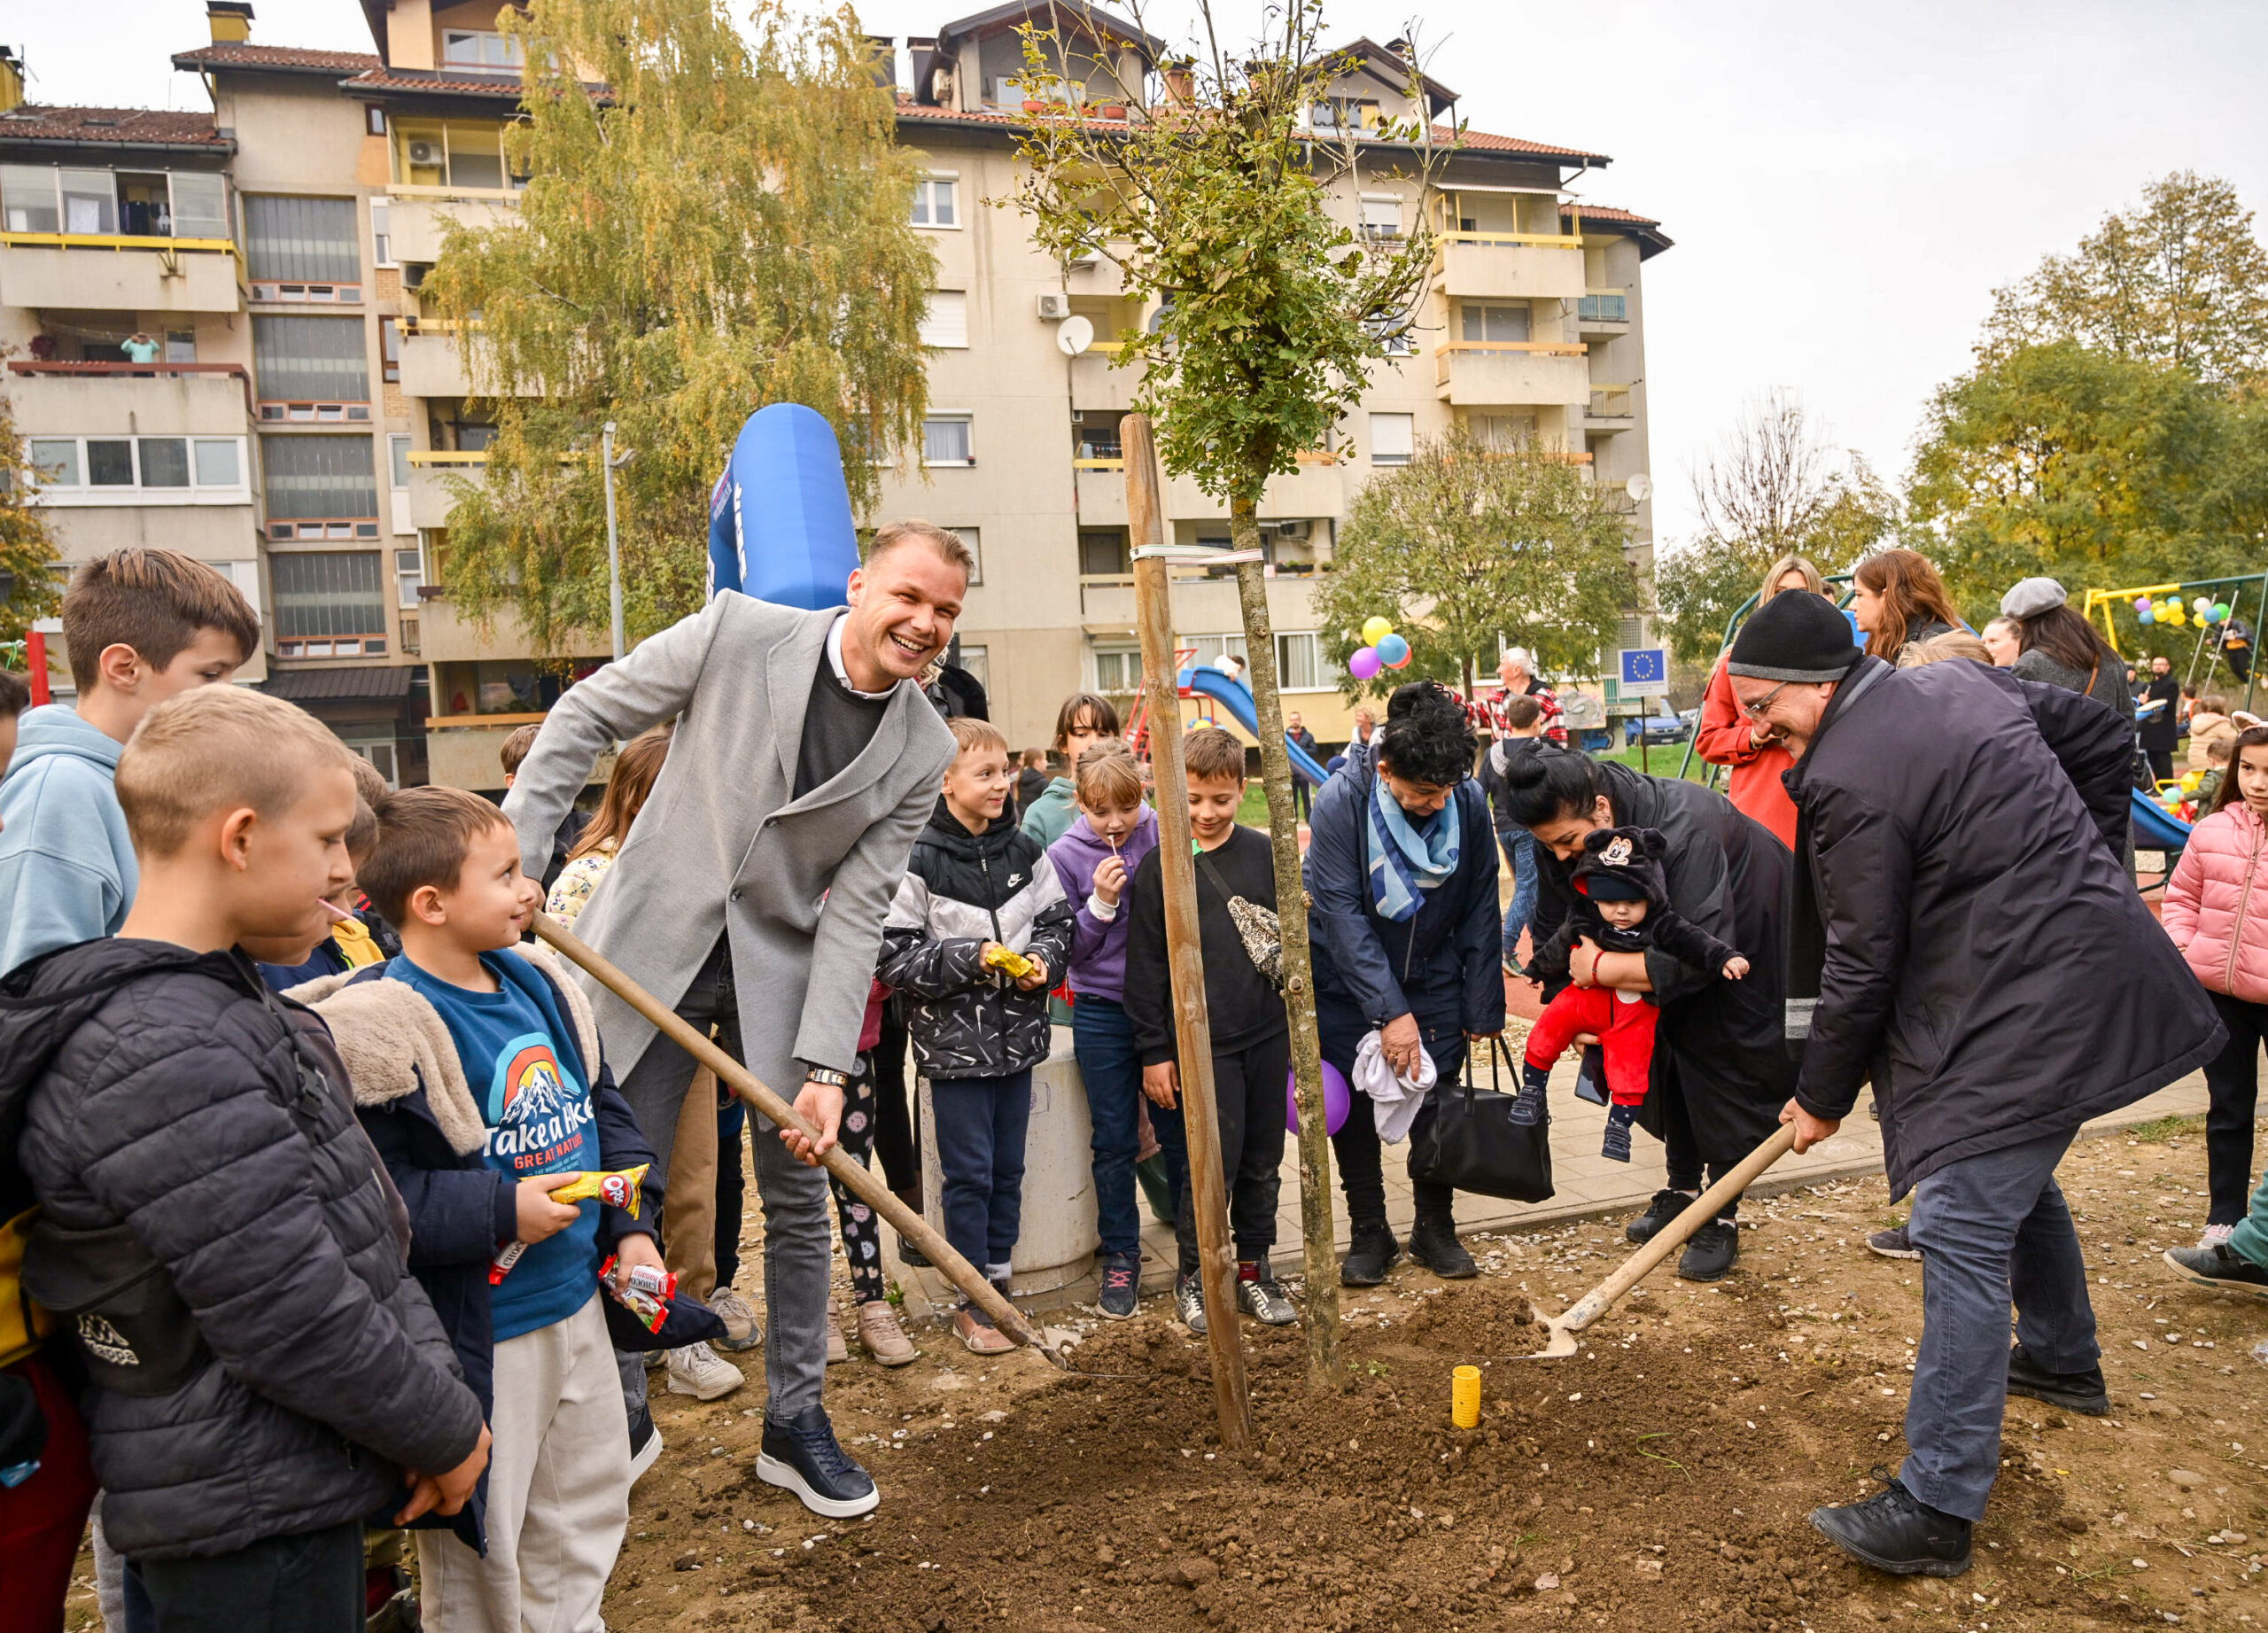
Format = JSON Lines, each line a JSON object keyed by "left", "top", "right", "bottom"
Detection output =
{"left": 1179, "top": 666, "right": 1332, "bottom": 787}
{"left": 2130, "top": 788, "right": 2194, "bottom": 850}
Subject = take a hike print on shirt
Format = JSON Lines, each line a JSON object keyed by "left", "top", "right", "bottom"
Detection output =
{"left": 389, "top": 952, "right": 602, "bottom": 1341}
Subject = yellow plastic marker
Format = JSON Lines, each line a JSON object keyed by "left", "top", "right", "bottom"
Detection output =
{"left": 983, "top": 944, "right": 1037, "bottom": 980}
{"left": 1451, "top": 1365, "right": 1481, "bottom": 1428}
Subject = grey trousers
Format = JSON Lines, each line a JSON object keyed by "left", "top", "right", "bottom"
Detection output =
{"left": 1900, "top": 1127, "right": 2099, "bottom": 1521}
{"left": 615, "top": 939, "right": 830, "bottom": 1422}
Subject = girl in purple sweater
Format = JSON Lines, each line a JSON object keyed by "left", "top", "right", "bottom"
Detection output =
{"left": 1046, "top": 741, "right": 1161, "bottom": 1318}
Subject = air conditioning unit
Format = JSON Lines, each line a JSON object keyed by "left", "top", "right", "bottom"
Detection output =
{"left": 406, "top": 140, "right": 443, "bottom": 167}
{"left": 1266, "top": 518, "right": 1311, "bottom": 540}
{"left": 1067, "top": 252, "right": 1100, "bottom": 270}
{"left": 1036, "top": 292, "right": 1072, "bottom": 321}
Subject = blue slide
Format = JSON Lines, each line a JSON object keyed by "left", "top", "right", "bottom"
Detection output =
{"left": 1179, "top": 666, "right": 1332, "bottom": 787}
{"left": 2131, "top": 788, "right": 2194, "bottom": 850}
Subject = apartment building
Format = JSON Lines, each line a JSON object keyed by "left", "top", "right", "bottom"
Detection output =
{"left": 4, "top": 0, "right": 1668, "bottom": 782}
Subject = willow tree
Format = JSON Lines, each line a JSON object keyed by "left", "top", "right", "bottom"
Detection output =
{"left": 1007, "top": 0, "right": 1444, "bottom": 1390}
{"left": 1319, "top": 426, "right": 1636, "bottom": 694}
{"left": 423, "top": 0, "right": 934, "bottom": 650}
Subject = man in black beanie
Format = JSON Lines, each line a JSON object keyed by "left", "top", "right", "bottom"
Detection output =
{"left": 1725, "top": 590, "right": 2220, "bottom": 1577}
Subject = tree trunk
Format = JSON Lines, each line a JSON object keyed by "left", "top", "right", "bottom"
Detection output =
{"left": 1228, "top": 490, "right": 1342, "bottom": 1394}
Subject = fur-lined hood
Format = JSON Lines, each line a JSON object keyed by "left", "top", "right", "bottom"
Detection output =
{"left": 290, "top": 943, "right": 601, "bottom": 1158}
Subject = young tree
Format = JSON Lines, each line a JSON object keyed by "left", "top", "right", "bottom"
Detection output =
{"left": 423, "top": 0, "right": 935, "bottom": 653}
{"left": 1006, "top": 0, "right": 1443, "bottom": 1391}
{"left": 1317, "top": 426, "right": 1635, "bottom": 694}
{"left": 1980, "top": 171, "right": 2268, "bottom": 398}
{"left": 0, "top": 374, "right": 60, "bottom": 649}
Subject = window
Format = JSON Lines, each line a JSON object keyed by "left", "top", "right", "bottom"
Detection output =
{"left": 1185, "top": 634, "right": 1247, "bottom": 670}
{"left": 1470, "top": 413, "right": 1537, "bottom": 450}
{"left": 1079, "top": 528, "right": 1130, "bottom": 575}
{"left": 1460, "top": 303, "right": 1531, "bottom": 344}
{"left": 1359, "top": 194, "right": 1402, "bottom": 239}
{"left": 261, "top": 435, "right": 379, "bottom": 537}
{"left": 2, "top": 166, "right": 225, "bottom": 237}
{"left": 1365, "top": 315, "right": 1416, "bottom": 357}
{"left": 919, "top": 291, "right": 967, "bottom": 348}
{"left": 395, "top": 544, "right": 425, "bottom": 610}
{"left": 1092, "top": 646, "right": 1140, "bottom": 692}
{"left": 370, "top": 198, "right": 392, "bottom": 267}
{"left": 1276, "top": 631, "right": 1340, "bottom": 690}
{"left": 346, "top": 740, "right": 400, "bottom": 787}
{"left": 1369, "top": 412, "right": 1414, "bottom": 466}
{"left": 388, "top": 433, "right": 413, "bottom": 490}
{"left": 1, "top": 165, "right": 59, "bottom": 232}
{"left": 955, "top": 643, "right": 988, "bottom": 693}
{"left": 910, "top": 176, "right": 957, "bottom": 228}
{"left": 1311, "top": 97, "right": 1379, "bottom": 133}
{"left": 366, "top": 105, "right": 388, "bottom": 136}
{"left": 396, "top": 121, "right": 514, "bottom": 191}
{"left": 447, "top": 125, "right": 505, "bottom": 190}
{"left": 948, "top": 526, "right": 982, "bottom": 584}
{"left": 921, "top": 415, "right": 973, "bottom": 466}
{"left": 441, "top": 28, "right": 524, "bottom": 70}
{"left": 270, "top": 550, "right": 388, "bottom": 657}
{"left": 245, "top": 196, "right": 361, "bottom": 284}
{"left": 380, "top": 318, "right": 400, "bottom": 383}
{"left": 254, "top": 316, "right": 369, "bottom": 408}
{"left": 164, "top": 330, "right": 197, "bottom": 363}
{"left": 1076, "top": 416, "right": 1123, "bottom": 461}
{"left": 26, "top": 436, "right": 246, "bottom": 498}
{"left": 167, "top": 173, "right": 228, "bottom": 238}
{"left": 58, "top": 168, "right": 116, "bottom": 234}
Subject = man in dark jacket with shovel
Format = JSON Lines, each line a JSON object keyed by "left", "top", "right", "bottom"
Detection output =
{"left": 1727, "top": 591, "right": 2222, "bottom": 1579}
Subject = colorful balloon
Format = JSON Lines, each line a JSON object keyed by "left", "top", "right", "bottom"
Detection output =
{"left": 1286, "top": 1059, "right": 1353, "bottom": 1136}
{"left": 2139, "top": 606, "right": 2155, "bottom": 623}
{"left": 1375, "top": 632, "right": 1410, "bottom": 667}
{"left": 2133, "top": 596, "right": 2154, "bottom": 613}
{"left": 1348, "top": 646, "right": 1383, "bottom": 680}
{"left": 2181, "top": 771, "right": 2203, "bottom": 792}
{"left": 1361, "top": 616, "right": 1395, "bottom": 647}
{"left": 2195, "top": 597, "right": 2214, "bottom": 616}
{"left": 2213, "top": 603, "right": 2233, "bottom": 623}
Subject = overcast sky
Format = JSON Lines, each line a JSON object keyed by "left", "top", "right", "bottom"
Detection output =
{"left": 32, "top": 0, "right": 2268, "bottom": 545}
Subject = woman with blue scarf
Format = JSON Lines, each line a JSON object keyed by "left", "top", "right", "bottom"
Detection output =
{"left": 1305, "top": 682, "right": 1505, "bottom": 1284}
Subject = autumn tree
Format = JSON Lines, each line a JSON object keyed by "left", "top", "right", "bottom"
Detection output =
{"left": 1006, "top": 0, "right": 1444, "bottom": 1389}
{"left": 1318, "top": 426, "right": 1635, "bottom": 693}
{"left": 1980, "top": 172, "right": 2268, "bottom": 398}
{"left": 0, "top": 371, "right": 60, "bottom": 652}
{"left": 423, "top": 0, "right": 935, "bottom": 652}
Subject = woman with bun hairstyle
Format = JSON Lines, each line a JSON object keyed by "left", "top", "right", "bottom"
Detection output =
{"left": 1304, "top": 681, "right": 1505, "bottom": 1285}
{"left": 1499, "top": 744, "right": 1796, "bottom": 1280}
{"left": 1851, "top": 548, "right": 1963, "bottom": 664}
{"left": 1693, "top": 554, "right": 1827, "bottom": 850}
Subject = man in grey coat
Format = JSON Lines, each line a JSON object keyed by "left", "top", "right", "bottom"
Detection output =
{"left": 503, "top": 520, "right": 965, "bottom": 1519}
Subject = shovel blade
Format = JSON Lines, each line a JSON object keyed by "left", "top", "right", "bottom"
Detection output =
{"left": 1511, "top": 1318, "right": 1581, "bottom": 1360}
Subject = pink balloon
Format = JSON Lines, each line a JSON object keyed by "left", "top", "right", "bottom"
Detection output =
{"left": 1348, "top": 646, "right": 1383, "bottom": 680}
{"left": 1287, "top": 1059, "right": 1353, "bottom": 1135}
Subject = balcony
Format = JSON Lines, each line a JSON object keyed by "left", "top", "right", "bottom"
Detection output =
{"left": 1431, "top": 232, "right": 1585, "bottom": 303}
{"left": 1068, "top": 343, "right": 1138, "bottom": 413}
{"left": 1575, "top": 290, "right": 1630, "bottom": 340}
{"left": 1582, "top": 385, "right": 1635, "bottom": 433}
{"left": 407, "top": 449, "right": 485, "bottom": 529}
{"left": 5, "top": 362, "right": 252, "bottom": 432}
{"left": 385, "top": 190, "right": 517, "bottom": 265}
{"left": 0, "top": 233, "right": 241, "bottom": 314}
{"left": 1433, "top": 342, "right": 1590, "bottom": 408}
{"left": 1077, "top": 569, "right": 1329, "bottom": 637}
{"left": 1074, "top": 451, "right": 1349, "bottom": 527}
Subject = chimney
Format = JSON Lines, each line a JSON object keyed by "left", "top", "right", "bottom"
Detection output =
{"left": 0, "top": 48, "right": 22, "bottom": 114}
{"left": 206, "top": 2, "right": 254, "bottom": 44}
{"left": 1161, "top": 59, "right": 1193, "bottom": 106}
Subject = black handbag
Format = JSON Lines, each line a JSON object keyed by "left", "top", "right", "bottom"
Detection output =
{"left": 1408, "top": 1037, "right": 1555, "bottom": 1203}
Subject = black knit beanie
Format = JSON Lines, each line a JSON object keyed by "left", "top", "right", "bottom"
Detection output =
{"left": 1727, "top": 591, "right": 1864, "bottom": 684}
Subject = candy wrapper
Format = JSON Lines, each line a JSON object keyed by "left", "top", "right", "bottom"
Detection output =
{"left": 602, "top": 1254, "right": 677, "bottom": 1301}
{"left": 982, "top": 945, "right": 1036, "bottom": 981}
{"left": 610, "top": 1281, "right": 670, "bottom": 1334}
{"left": 545, "top": 1163, "right": 649, "bottom": 1219}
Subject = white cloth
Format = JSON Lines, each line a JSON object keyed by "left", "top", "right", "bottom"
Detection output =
{"left": 1354, "top": 1029, "right": 1437, "bottom": 1143}
{"left": 418, "top": 1291, "right": 629, "bottom": 1633}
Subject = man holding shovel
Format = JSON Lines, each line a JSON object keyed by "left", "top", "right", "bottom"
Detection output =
{"left": 1728, "top": 591, "right": 2221, "bottom": 1578}
{"left": 503, "top": 520, "right": 966, "bottom": 1519}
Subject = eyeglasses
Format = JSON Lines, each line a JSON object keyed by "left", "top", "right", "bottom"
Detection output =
{"left": 1739, "top": 680, "right": 1794, "bottom": 719}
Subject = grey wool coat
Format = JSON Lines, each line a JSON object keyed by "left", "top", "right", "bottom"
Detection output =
{"left": 501, "top": 594, "right": 958, "bottom": 1095}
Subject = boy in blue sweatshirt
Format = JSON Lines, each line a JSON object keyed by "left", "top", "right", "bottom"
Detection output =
{"left": 307, "top": 786, "right": 663, "bottom": 1631}
{"left": 0, "top": 548, "right": 257, "bottom": 974}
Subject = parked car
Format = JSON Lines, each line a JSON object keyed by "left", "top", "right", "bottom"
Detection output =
{"left": 1623, "top": 712, "right": 1690, "bottom": 747}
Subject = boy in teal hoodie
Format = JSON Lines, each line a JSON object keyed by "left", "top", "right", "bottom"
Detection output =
{"left": 0, "top": 548, "right": 257, "bottom": 974}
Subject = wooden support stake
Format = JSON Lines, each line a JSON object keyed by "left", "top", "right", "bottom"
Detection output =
{"left": 1124, "top": 413, "right": 1255, "bottom": 1450}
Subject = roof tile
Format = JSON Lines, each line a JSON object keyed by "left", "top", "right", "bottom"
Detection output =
{"left": 0, "top": 105, "right": 227, "bottom": 148}
{"left": 170, "top": 42, "right": 380, "bottom": 74}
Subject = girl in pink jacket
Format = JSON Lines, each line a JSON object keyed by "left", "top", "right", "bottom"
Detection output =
{"left": 2161, "top": 725, "right": 2268, "bottom": 1247}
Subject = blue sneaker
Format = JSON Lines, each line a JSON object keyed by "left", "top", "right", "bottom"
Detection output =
{"left": 1601, "top": 1102, "right": 1637, "bottom": 1163}
{"left": 1510, "top": 1061, "right": 1550, "bottom": 1127}
{"left": 757, "top": 1405, "right": 878, "bottom": 1519}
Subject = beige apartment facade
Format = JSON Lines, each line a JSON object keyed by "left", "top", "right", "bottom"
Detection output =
{"left": 7, "top": 1, "right": 1667, "bottom": 782}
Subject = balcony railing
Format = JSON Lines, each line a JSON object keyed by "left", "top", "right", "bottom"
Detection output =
{"left": 6, "top": 359, "right": 253, "bottom": 415}
{"left": 1577, "top": 292, "right": 1627, "bottom": 323}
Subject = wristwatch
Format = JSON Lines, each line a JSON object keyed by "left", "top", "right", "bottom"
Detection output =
{"left": 801, "top": 1066, "right": 851, "bottom": 1089}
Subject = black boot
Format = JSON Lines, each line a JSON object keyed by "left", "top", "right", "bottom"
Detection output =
{"left": 2006, "top": 1342, "right": 2109, "bottom": 1416}
{"left": 1676, "top": 1217, "right": 1740, "bottom": 1281}
{"left": 1600, "top": 1101, "right": 1638, "bottom": 1163}
{"left": 1626, "top": 1188, "right": 1693, "bottom": 1245}
{"left": 1510, "top": 1060, "right": 1550, "bottom": 1126}
{"left": 1408, "top": 1216, "right": 1477, "bottom": 1279}
{"left": 1809, "top": 1468, "right": 1972, "bottom": 1577}
{"left": 1340, "top": 1222, "right": 1401, "bottom": 1287}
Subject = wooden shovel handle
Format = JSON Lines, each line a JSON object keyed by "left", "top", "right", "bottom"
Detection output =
{"left": 531, "top": 914, "right": 1063, "bottom": 1365}
{"left": 1556, "top": 1122, "right": 1798, "bottom": 1334}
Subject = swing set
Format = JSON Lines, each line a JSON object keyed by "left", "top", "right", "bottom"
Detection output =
{"left": 2079, "top": 570, "right": 2265, "bottom": 714}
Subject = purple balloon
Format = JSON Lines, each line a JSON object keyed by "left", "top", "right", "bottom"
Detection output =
{"left": 1287, "top": 1059, "right": 1353, "bottom": 1136}
{"left": 1348, "top": 645, "right": 1383, "bottom": 680}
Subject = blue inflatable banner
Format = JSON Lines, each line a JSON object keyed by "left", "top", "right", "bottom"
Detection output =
{"left": 704, "top": 402, "right": 861, "bottom": 611}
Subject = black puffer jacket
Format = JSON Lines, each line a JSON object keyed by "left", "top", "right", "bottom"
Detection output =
{"left": 0, "top": 939, "right": 483, "bottom": 1560}
{"left": 1530, "top": 826, "right": 1742, "bottom": 983}
{"left": 1786, "top": 657, "right": 2224, "bottom": 1196}
{"left": 879, "top": 801, "right": 1074, "bottom": 1078}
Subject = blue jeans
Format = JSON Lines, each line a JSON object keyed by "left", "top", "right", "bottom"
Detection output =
{"left": 1500, "top": 828, "right": 1539, "bottom": 963}
{"left": 1901, "top": 1128, "right": 2099, "bottom": 1520}
{"left": 1073, "top": 996, "right": 1145, "bottom": 1260}
{"left": 930, "top": 1069, "right": 1034, "bottom": 1279}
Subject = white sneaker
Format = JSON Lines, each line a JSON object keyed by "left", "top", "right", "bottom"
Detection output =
{"left": 665, "top": 1341, "right": 744, "bottom": 1401}
{"left": 2200, "top": 1222, "right": 2236, "bottom": 1249}
{"left": 708, "top": 1286, "right": 762, "bottom": 1353}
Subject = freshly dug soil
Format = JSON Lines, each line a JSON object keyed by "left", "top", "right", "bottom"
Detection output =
{"left": 602, "top": 1123, "right": 2268, "bottom": 1633}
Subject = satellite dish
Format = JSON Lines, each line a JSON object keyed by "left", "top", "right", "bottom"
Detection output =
{"left": 1624, "top": 471, "right": 1653, "bottom": 504}
{"left": 1056, "top": 315, "right": 1095, "bottom": 356}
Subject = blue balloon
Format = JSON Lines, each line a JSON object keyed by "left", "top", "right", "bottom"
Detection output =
{"left": 706, "top": 403, "right": 860, "bottom": 612}
{"left": 1375, "top": 632, "right": 1410, "bottom": 667}
{"left": 2139, "top": 605, "right": 2155, "bottom": 624}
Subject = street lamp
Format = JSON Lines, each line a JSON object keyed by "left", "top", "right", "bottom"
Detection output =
{"left": 601, "top": 423, "right": 635, "bottom": 661}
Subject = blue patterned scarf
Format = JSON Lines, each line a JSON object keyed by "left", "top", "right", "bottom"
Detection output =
{"left": 1368, "top": 776, "right": 1463, "bottom": 922}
